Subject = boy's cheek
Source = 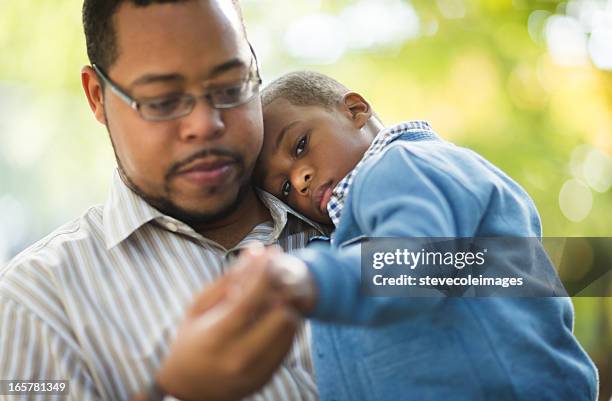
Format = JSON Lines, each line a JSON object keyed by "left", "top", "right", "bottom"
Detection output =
{"left": 251, "top": 164, "right": 269, "bottom": 192}
{"left": 292, "top": 198, "right": 319, "bottom": 221}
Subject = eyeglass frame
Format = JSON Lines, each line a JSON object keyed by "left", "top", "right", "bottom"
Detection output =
{"left": 91, "top": 43, "right": 263, "bottom": 121}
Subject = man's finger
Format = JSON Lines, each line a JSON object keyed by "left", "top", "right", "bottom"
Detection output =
{"left": 190, "top": 242, "right": 267, "bottom": 317}
{"left": 231, "top": 305, "right": 300, "bottom": 384}
{"left": 188, "top": 273, "right": 233, "bottom": 316}
{"left": 222, "top": 255, "right": 282, "bottom": 328}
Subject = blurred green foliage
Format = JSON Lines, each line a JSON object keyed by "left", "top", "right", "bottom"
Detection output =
{"left": 1, "top": 0, "right": 610, "bottom": 399}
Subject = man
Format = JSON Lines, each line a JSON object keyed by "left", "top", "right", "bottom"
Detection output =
{"left": 0, "top": 1, "right": 325, "bottom": 400}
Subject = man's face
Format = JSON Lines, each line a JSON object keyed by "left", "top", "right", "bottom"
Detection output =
{"left": 255, "top": 98, "right": 371, "bottom": 224}
{"left": 100, "top": 1, "right": 263, "bottom": 224}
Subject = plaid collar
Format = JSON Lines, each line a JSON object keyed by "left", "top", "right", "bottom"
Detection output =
{"left": 326, "top": 120, "right": 438, "bottom": 227}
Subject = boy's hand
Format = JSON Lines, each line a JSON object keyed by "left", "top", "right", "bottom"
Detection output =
{"left": 228, "top": 244, "right": 318, "bottom": 315}
{"left": 234, "top": 245, "right": 318, "bottom": 315}
{"left": 266, "top": 246, "right": 318, "bottom": 315}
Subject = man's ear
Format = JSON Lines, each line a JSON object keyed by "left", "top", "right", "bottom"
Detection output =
{"left": 341, "top": 92, "right": 372, "bottom": 129}
{"left": 81, "top": 66, "right": 107, "bottom": 125}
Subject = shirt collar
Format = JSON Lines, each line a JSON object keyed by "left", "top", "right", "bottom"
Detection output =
{"left": 258, "top": 190, "right": 328, "bottom": 238}
{"left": 103, "top": 170, "right": 166, "bottom": 249}
{"left": 103, "top": 169, "right": 325, "bottom": 249}
{"left": 327, "top": 120, "right": 439, "bottom": 227}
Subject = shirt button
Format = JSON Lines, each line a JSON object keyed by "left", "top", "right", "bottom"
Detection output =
{"left": 166, "top": 222, "right": 179, "bottom": 232}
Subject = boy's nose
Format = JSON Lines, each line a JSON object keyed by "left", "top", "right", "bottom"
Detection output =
{"left": 291, "top": 165, "right": 314, "bottom": 196}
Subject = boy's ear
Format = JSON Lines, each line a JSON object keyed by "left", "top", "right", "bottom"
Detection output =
{"left": 341, "top": 92, "right": 372, "bottom": 129}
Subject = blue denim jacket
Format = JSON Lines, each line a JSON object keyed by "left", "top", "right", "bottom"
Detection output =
{"left": 295, "top": 125, "right": 598, "bottom": 401}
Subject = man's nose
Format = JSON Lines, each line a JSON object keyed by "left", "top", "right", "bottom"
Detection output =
{"left": 178, "top": 99, "right": 225, "bottom": 142}
{"left": 291, "top": 165, "right": 314, "bottom": 196}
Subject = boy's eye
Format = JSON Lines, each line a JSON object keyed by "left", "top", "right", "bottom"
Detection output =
{"left": 281, "top": 181, "right": 291, "bottom": 197}
{"left": 295, "top": 135, "right": 307, "bottom": 156}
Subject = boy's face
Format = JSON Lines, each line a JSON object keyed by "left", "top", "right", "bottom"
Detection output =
{"left": 255, "top": 97, "right": 372, "bottom": 224}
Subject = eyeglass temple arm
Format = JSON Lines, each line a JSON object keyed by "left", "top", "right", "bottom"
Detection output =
{"left": 92, "top": 64, "right": 139, "bottom": 110}
{"left": 247, "top": 42, "right": 262, "bottom": 82}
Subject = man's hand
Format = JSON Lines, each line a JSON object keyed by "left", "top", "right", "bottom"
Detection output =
{"left": 152, "top": 246, "right": 301, "bottom": 401}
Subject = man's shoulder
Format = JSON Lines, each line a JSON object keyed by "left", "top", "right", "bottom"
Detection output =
{"left": 1, "top": 204, "right": 105, "bottom": 289}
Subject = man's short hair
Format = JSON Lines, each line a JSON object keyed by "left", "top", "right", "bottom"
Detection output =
{"left": 261, "top": 71, "right": 349, "bottom": 110}
{"left": 82, "top": 0, "right": 244, "bottom": 71}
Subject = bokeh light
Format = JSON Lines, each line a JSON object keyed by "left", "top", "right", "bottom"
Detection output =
{"left": 284, "top": 0, "right": 420, "bottom": 63}
{"left": 285, "top": 13, "right": 347, "bottom": 64}
{"left": 583, "top": 148, "right": 612, "bottom": 192}
{"left": 545, "top": 15, "right": 589, "bottom": 67}
{"left": 559, "top": 178, "right": 593, "bottom": 222}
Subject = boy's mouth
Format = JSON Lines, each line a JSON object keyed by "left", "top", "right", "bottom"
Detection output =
{"left": 313, "top": 180, "right": 334, "bottom": 215}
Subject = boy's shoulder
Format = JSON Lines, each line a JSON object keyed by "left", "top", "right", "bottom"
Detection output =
{"left": 348, "top": 130, "right": 542, "bottom": 236}
{"left": 388, "top": 134, "right": 525, "bottom": 193}
{"left": 360, "top": 134, "right": 501, "bottom": 197}
{"left": 356, "top": 121, "right": 494, "bottom": 181}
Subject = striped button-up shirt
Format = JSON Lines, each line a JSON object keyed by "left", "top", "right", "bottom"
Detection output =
{"left": 0, "top": 171, "right": 325, "bottom": 401}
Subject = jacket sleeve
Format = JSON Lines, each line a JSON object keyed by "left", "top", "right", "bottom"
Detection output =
{"left": 296, "top": 144, "right": 488, "bottom": 325}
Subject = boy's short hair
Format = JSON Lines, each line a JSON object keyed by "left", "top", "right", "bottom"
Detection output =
{"left": 261, "top": 71, "right": 349, "bottom": 110}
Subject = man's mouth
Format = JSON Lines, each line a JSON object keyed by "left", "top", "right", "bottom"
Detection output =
{"left": 313, "top": 180, "right": 334, "bottom": 215}
{"left": 176, "top": 158, "right": 236, "bottom": 187}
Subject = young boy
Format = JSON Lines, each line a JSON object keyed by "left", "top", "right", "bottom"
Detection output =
{"left": 251, "top": 71, "right": 598, "bottom": 401}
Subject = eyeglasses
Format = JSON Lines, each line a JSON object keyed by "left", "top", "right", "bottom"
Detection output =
{"left": 92, "top": 45, "right": 262, "bottom": 121}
